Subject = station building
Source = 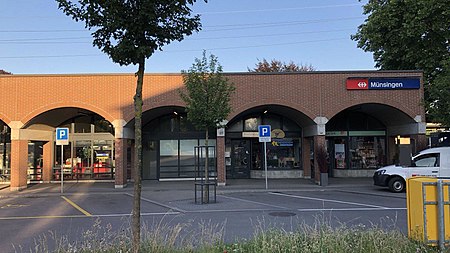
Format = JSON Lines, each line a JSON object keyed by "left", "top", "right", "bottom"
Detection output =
{"left": 0, "top": 71, "right": 426, "bottom": 190}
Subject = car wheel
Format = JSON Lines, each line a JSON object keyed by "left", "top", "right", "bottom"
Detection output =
{"left": 388, "top": 177, "right": 405, "bottom": 193}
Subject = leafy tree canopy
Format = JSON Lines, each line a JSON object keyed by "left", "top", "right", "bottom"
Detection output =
{"left": 0, "top": 70, "right": 12, "bottom": 75}
{"left": 428, "top": 60, "right": 450, "bottom": 127}
{"left": 248, "top": 58, "right": 316, "bottom": 72}
{"left": 181, "top": 51, "right": 235, "bottom": 131}
{"left": 56, "top": 0, "right": 204, "bottom": 66}
{"left": 352, "top": 0, "right": 450, "bottom": 124}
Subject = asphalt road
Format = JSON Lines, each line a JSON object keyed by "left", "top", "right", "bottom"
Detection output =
{"left": 0, "top": 180, "right": 407, "bottom": 252}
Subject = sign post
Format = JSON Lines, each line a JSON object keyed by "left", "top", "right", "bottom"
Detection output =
{"left": 56, "top": 128, "right": 69, "bottom": 194}
{"left": 258, "top": 125, "right": 271, "bottom": 190}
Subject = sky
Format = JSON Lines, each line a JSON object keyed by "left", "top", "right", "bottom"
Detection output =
{"left": 0, "top": 0, "right": 376, "bottom": 74}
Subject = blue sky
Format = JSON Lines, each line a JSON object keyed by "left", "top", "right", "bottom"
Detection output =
{"left": 0, "top": 0, "right": 375, "bottom": 74}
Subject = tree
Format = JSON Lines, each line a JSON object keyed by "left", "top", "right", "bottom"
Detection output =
{"left": 428, "top": 60, "right": 450, "bottom": 127}
{"left": 0, "top": 70, "right": 12, "bottom": 75}
{"left": 180, "top": 51, "right": 234, "bottom": 203}
{"left": 55, "top": 1, "right": 205, "bottom": 252}
{"left": 248, "top": 58, "right": 316, "bottom": 72}
{"left": 351, "top": 0, "right": 450, "bottom": 124}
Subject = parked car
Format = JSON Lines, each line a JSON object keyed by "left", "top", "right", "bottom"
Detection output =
{"left": 373, "top": 147, "right": 450, "bottom": 193}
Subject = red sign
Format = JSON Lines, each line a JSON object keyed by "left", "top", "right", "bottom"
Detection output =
{"left": 346, "top": 78, "right": 369, "bottom": 90}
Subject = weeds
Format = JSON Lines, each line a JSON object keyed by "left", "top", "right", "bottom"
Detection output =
{"left": 18, "top": 215, "right": 446, "bottom": 253}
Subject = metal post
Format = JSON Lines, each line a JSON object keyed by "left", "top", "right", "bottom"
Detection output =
{"left": 264, "top": 141, "right": 268, "bottom": 190}
{"left": 437, "top": 179, "right": 445, "bottom": 250}
{"left": 61, "top": 144, "right": 64, "bottom": 194}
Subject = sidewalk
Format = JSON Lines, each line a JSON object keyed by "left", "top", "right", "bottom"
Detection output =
{"left": 0, "top": 177, "right": 375, "bottom": 197}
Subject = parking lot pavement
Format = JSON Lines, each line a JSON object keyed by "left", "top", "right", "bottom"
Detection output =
{"left": 0, "top": 178, "right": 409, "bottom": 252}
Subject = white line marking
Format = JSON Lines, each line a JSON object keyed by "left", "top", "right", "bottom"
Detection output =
{"left": 269, "top": 192, "right": 390, "bottom": 209}
{"left": 219, "top": 195, "right": 289, "bottom": 209}
{"left": 124, "top": 193, "right": 185, "bottom": 212}
{"left": 297, "top": 207, "right": 406, "bottom": 212}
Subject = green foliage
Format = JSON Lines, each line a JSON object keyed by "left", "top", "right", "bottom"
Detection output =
{"left": 248, "top": 58, "right": 316, "bottom": 72}
{"left": 428, "top": 60, "right": 450, "bottom": 127}
{"left": 180, "top": 51, "right": 235, "bottom": 131}
{"left": 55, "top": 0, "right": 204, "bottom": 66}
{"left": 352, "top": 0, "right": 450, "bottom": 124}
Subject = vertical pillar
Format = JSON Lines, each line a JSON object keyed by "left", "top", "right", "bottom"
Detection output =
{"left": 42, "top": 141, "right": 53, "bottom": 182}
{"left": 314, "top": 135, "right": 326, "bottom": 184}
{"left": 216, "top": 136, "right": 226, "bottom": 186}
{"left": 112, "top": 120, "right": 133, "bottom": 185}
{"left": 302, "top": 137, "right": 311, "bottom": 178}
{"left": 10, "top": 140, "right": 28, "bottom": 191}
{"left": 115, "top": 138, "right": 128, "bottom": 188}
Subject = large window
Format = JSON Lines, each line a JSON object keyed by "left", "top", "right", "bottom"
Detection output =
{"left": 349, "top": 136, "right": 386, "bottom": 169}
{"left": 160, "top": 139, "right": 216, "bottom": 178}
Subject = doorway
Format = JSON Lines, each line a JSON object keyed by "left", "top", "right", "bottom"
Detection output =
{"left": 230, "top": 139, "right": 251, "bottom": 179}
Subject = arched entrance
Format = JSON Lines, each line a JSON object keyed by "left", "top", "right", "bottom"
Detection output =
{"left": 326, "top": 103, "right": 420, "bottom": 177}
{"left": 226, "top": 105, "right": 313, "bottom": 179}
{"left": 23, "top": 107, "right": 115, "bottom": 181}
{"left": 140, "top": 106, "right": 216, "bottom": 180}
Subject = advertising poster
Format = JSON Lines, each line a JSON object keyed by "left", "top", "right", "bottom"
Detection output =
{"left": 335, "top": 144, "right": 345, "bottom": 168}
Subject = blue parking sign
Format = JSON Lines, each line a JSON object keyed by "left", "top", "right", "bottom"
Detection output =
{"left": 258, "top": 125, "right": 271, "bottom": 142}
{"left": 56, "top": 127, "right": 69, "bottom": 145}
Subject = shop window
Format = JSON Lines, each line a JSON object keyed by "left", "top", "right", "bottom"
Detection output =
{"left": 94, "top": 119, "right": 114, "bottom": 133}
{"left": 349, "top": 136, "right": 386, "bottom": 169}
{"left": 265, "top": 139, "right": 298, "bottom": 170}
{"left": 244, "top": 117, "right": 260, "bottom": 131}
{"left": 263, "top": 114, "right": 281, "bottom": 129}
{"left": 28, "top": 142, "right": 44, "bottom": 181}
{"left": 75, "top": 123, "right": 91, "bottom": 133}
{"left": 227, "top": 120, "right": 243, "bottom": 132}
{"left": 283, "top": 118, "right": 301, "bottom": 131}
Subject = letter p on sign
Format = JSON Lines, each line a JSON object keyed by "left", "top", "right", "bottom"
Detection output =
{"left": 56, "top": 127, "right": 69, "bottom": 145}
{"left": 258, "top": 125, "right": 271, "bottom": 142}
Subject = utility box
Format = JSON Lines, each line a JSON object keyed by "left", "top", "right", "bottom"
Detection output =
{"left": 407, "top": 177, "right": 450, "bottom": 246}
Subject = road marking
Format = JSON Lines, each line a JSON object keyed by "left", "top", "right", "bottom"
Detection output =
{"left": 269, "top": 192, "right": 389, "bottom": 209}
{"left": 220, "top": 195, "right": 290, "bottom": 209}
{"left": 0, "top": 204, "right": 29, "bottom": 209}
{"left": 0, "top": 211, "right": 181, "bottom": 220}
{"left": 124, "top": 193, "right": 185, "bottom": 212}
{"left": 61, "top": 196, "right": 92, "bottom": 216}
{"left": 297, "top": 207, "right": 407, "bottom": 212}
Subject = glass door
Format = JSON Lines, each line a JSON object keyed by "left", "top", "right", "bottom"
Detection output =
{"left": 231, "top": 139, "right": 251, "bottom": 179}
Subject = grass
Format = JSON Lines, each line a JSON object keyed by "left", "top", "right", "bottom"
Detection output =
{"left": 18, "top": 216, "right": 448, "bottom": 253}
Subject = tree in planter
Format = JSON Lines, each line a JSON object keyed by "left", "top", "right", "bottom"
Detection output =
{"left": 55, "top": 1, "right": 205, "bottom": 252}
{"left": 180, "top": 51, "right": 235, "bottom": 203}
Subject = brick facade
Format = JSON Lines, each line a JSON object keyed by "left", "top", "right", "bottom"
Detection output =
{"left": 0, "top": 71, "right": 425, "bottom": 190}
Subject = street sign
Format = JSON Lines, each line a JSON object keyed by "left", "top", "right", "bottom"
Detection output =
{"left": 258, "top": 125, "right": 271, "bottom": 142}
{"left": 56, "top": 127, "right": 69, "bottom": 145}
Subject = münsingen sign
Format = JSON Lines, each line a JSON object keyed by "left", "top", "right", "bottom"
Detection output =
{"left": 346, "top": 78, "right": 420, "bottom": 90}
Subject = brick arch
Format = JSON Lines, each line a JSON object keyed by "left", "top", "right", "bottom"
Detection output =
{"left": 20, "top": 102, "right": 116, "bottom": 127}
{"left": 228, "top": 99, "right": 315, "bottom": 123}
{"left": 124, "top": 101, "right": 186, "bottom": 124}
{"left": 0, "top": 112, "right": 12, "bottom": 127}
{"left": 327, "top": 99, "right": 419, "bottom": 121}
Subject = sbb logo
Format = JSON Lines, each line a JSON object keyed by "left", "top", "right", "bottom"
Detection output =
{"left": 346, "top": 78, "right": 369, "bottom": 90}
{"left": 358, "top": 81, "right": 367, "bottom": 88}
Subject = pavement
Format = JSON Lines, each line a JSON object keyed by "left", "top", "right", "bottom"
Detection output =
{"left": 0, "top": 177, "right": 382, "bottom": 198}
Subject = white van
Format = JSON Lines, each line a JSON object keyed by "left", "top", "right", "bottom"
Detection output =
{"left": 373, "top": 147, "right": 450, "bottom": 193}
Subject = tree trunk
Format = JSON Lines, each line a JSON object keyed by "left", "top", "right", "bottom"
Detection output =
{"left": 204, "top": 129, "right": 209, "bottom": 203}
{"left": 132, "top": 58, "right": 145, "bottom": 253}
